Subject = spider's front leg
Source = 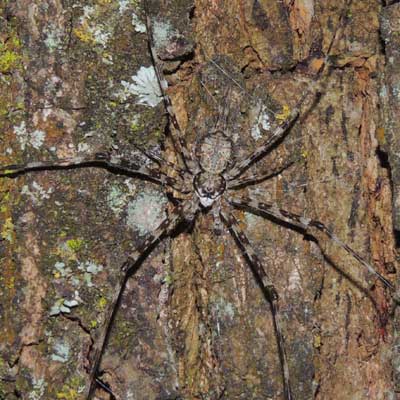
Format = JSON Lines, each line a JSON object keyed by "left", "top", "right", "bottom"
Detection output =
{"left": 144, "top": 1, "right": 199, "bottom": 175}
{"left": 227, "top": 195, "right": 394, "bottom": 291}
{"left": 86, "top": 198, "right": 199, "bottom": 399}
{"left": 219, "top": 206, "right": 292, "bottom": 400}
{"left": 0, "top": 152, "right": 188, "bottom": 194}
{"left": 227, "top": 157, "right": 297, "bottom": 190}
{"left": 225, "top": 0, "right": 354, "bottom": 182}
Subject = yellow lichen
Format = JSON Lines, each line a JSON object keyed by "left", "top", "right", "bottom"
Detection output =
{"left": 53, "top": 271, "right": 61, "bottom": 279}
{"left": 313, "top": 334, "right": 322, "bottom": 349}
{"left": 56, "top": 376, "right": 84, "bottom": 399}
{"left": 56, "top": 389, "right": 78, "bottom": 400}
{"left": 1, "top": 217, "right": 14, "bottom": 242}
{"left": 275, "top": 104, "right": 291, "bottom": 123}
{"left": 5, "top": 276, "right": 14, "bottom": 289}
{"left": 73, "top": 26, "right": 93, "bottom": 44}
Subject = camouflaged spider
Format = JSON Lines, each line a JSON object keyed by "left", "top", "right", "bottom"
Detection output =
{"left": 0, "top": 0, "right": 395, "bottom": 399}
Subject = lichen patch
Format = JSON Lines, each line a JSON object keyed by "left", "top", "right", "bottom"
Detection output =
{"left": 117, "top": 65, "right": 162, "bottom": 107}
{"left": 126, "top": 188, "right": 167, "bottom": 236}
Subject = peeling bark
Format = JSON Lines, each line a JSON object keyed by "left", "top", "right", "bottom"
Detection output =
{"left": 0, "top": 1, "right": 397, "bottom": 399}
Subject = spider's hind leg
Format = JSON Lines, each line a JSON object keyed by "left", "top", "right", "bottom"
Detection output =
{"left": 219, "top": 206, "right": 293, "bottom": 400}
{"left": 86, "top": 198, "right": 198, "bottom": 399}
{"left": 228, "top": 195, "right": 394, "bottom": 291}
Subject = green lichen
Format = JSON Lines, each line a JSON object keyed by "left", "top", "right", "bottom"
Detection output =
{"left": 66, "top": 238, "right": 85, "bottom": 252}
{"left": 56, "top": 376, "right": 85, "bottom": 399}
{"left": 90, "top": 319, "right": 98, "bottom": 329}
{"left": 0, "top": 33, "right": 21, "bottom": 73}
{"left": 163, "top": 273, "right": 173, "bottom": 285}
{"left": 97, "top": 296, "right": 107, "bottom": 311}
{"left": 110, "top": 317, "right": 137, "bottom": 351}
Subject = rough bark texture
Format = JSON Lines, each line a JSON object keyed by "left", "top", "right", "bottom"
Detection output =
{"left": 0, "top": 0, "right": 397, "bottom": 399}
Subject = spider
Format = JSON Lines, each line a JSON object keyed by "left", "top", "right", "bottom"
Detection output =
{"left": 0, "top": 0, "right": 395, "bottom": 399}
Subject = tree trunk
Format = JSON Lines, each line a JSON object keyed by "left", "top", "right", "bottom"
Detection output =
{"left": 0, "top": 0, "right": 397, "bottom": 399}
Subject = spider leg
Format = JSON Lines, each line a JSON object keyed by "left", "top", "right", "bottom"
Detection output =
{"left": 227, "top": 195, "right": 394, "bottom": 291}
{"left": 144, "top": 3, "right": 199, "bottom": 175}
{"left": 227, "top": 158, "right": 297, "bottom": 190}
{"left": 219, "top": 206, "right": 292, "bottom": 400}
{"left": 225, "top": 0, "right": 354, "bottom": 181}
{"left": 133, "top": 142, "right": 190, "bottom": 180}
{"left": 0, "top": 152, "right": 188, "bottom": 193}
{"left": 87, "top": 198, "right": 199, "bottom": 398}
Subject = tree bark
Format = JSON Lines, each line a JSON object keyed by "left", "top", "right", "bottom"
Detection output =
{"left": 0, "top": 0, "right": 397, "bottom": 399}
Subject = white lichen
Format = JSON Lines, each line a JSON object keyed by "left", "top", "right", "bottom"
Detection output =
{"left": 287, "top": 265, "right": 302, "bottom": 291}
{"left": 126, "top": 188, "right": 167, "bottom": 236}
{"left": 21, "top": 181, "right": 54, "bottom": 204}
{"left": 107, "top": 185, "right": 131, "bottom": 216}
{"left": 77, "top": 142, "right": 90, "bottom": 153}
{"left": 13, "top": 121, "right": 47, "bottom": 150}
{"left": 132, "top": 13, "right": 146, "bottom": 33}
{"left": 251, "top": 104, "right": 271, "bottom": 140}
{"left": 77, "top": 5, "right": 111, "bottom": 48}
{"left": 117, "top": 66, "right": 162, "bottom": 107}
{"left": 14, "top": 121, "right": 28, "bottom": 150}
{"left": 49, "top": 298, "right": 79, "bottom": 316}
{"left": 51, "top": 341, "right": 70, "bottom": 363}
{"left": 89, "top": 25, "right": 111, "bottom": 46}
{"left": 30, "top": 130, "right": 46, "bottom": 149}
{"left": 44, "top": 26, "right": 64, "bottom": 52}
{"left": 118, "top": 0, "right": 130, "bottom": 13}
{"left": 214, "top": 298, "right": 235, "bottom": 320}
{"left": 153, "top": 20, "right": 174, "bottom": 51}
{"left": 28, "top": 377, "right": 47, "bottom": 400}
{"left": 77, "top": 260, "right": 104, "bottom": 287}
{"left": 54, "top": 261, "right": 72, "bottom": 278}
{"left": 81, "top": 5, "right": 95, "bottom": 22}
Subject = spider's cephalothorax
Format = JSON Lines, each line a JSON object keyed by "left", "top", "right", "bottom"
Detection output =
{"left": 193, "top": 171, "right": 226, "bottom": 208}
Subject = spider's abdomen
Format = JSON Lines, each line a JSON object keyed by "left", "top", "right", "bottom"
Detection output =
{"left": 197, "top": 130, "right": 232, "bottom": 174}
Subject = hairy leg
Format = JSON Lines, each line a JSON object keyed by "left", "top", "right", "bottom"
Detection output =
{"left": 144, "top": 1, "right": 199, "bottom": 174}
{"left": 227, "top": 195, "right": 394, "bottom": 290}
{"left": 225, "top": 0, "right": 354, "bottom": 181}
{"left": 227, "top": 158, "right": 297, "bottom": 190}
{"left": 220, "top": 206, "right": 292, "bottom": 400}
{"left": 0, "top": 152, "right": 186, "bottom": 193}
{"left": 86, "top": 198, "right": 198, "bottom": 398}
